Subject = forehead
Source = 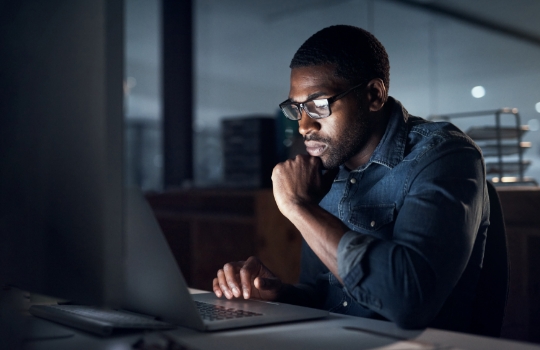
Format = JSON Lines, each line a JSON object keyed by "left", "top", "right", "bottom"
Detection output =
{"left": 289, "top": 64, "right": 348, "bottom": 100}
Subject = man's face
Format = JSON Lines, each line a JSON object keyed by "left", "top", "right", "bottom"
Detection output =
{"left": 288, "top": 64, "right": 372, "bottom": 170}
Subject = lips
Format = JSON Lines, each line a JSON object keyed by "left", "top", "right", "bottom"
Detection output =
{"left": 304, "top": 140, "right": 328, "bottom": 157}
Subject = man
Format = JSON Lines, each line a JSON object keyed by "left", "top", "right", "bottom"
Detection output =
{"left": 213, "top": 25, "right": 489, "bottom": 332}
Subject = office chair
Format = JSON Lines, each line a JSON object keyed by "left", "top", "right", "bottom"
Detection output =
{"left": 469, "top": 180, "right": 509, "bottom": 337}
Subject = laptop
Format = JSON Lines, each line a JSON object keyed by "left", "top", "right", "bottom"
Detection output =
{"left": 31, "top": 188, "right": 327, "bottom": 334}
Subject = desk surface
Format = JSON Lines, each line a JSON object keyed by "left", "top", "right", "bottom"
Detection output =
{"left": 8, "top": 307, "right": 540, "bottom": 350}
{"left": 2, "top": 288, "right": 539, "bottom": 350}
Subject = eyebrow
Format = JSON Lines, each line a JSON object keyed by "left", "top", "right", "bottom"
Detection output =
{"left": 289, "top": 91, "right": 328, "bottom": 103}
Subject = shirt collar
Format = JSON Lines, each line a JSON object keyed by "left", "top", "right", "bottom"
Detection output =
{"left": 336, "top": 97, "right": 409, "bottom": 180}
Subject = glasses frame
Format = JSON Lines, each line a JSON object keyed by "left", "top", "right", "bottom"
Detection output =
{"left": 279, "top": 81, "right": 366, "bottom": 121}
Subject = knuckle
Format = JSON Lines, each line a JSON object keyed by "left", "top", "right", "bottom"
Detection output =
{"left": 239, "top": 267, "right": 249, "bottom": 277}
{"left": 272, "top": 165, "right": 283, "bottom": 176}
{"left": 250, "top": 256, "right": 262, "bottom": 267}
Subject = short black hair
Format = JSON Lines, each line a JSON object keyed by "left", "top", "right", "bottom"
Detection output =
{"left": 290, "top": 25, "right": 390, "bottom": 91}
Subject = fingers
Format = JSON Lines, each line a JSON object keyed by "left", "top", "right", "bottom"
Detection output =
{"left": 213, "top": 257, "right": 263, "bottom": 300}
{"left": 223, "top": 262, "right": 243, "bottom": 298}
{"left": 214, "top": 262, "right": 239, "bottom": 299}
{"left": 239, "top": 256, "right": 262, "bottom": 299}
{"left": 213, "top": 260, "right": 252, "bottom": 299}
{"left": 212, "top": 277, "right": 222, "bottom": 298}
{"left": 213, "top": 271, "right": 239, "bottom": 298}
{"left": 214, "top": 268, "right": 232, "bottom": 299}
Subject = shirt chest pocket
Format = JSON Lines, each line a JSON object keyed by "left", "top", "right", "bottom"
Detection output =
{"left": 348, "top": 203, "right": 396, "bottom": 240}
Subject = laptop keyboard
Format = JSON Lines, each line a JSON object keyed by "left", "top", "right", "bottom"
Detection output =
{"left": 194, "top": 301, "right": 263, "bottom": 321}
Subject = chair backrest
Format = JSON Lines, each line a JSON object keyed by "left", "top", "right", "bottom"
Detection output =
{"left": 469, "top": 180, "right": 509, "bottom": 337}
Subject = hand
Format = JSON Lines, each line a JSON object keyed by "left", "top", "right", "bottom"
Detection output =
{"left": 271, "top": 155, "right": 339, "bottom": 216}
{"left": 212, "top": 256, "right": 282, "bottom": 301}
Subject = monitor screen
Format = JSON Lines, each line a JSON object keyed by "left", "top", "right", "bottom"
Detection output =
{"left": 0, "top": 0, "right": 125, "bottom": 307}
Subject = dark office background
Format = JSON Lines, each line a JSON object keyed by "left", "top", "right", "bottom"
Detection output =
{"left": 124, "top": 0, "right": 540, "bottom": 190}
{"left": 2, "top": 0, "right": 539, "bottom": 344}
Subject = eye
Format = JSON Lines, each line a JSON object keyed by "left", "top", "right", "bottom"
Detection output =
{"left": 312, "top": 99, "right": 329, "bottom": 108}
{"left": 304, "top": 99, "right": 331, "bottom": 119}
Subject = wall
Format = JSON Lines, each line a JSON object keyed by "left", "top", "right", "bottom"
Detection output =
{"left": 194, "top": 0, "right": 540, "bottom": 183}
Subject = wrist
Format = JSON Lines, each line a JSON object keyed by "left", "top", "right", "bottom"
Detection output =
{"left": 280, "top": 199, "right": 316, "bottom": 222}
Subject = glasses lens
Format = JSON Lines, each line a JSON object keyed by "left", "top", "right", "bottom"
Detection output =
{"left": 281, "top": 104, "right": 301, "bottom": 120}
{"left": 305, "top": 99, "right": 330, "bottom": 119}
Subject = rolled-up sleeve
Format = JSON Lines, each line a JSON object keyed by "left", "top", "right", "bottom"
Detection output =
{"left": 337, "top": 230, "right": 374, "bottom": 281}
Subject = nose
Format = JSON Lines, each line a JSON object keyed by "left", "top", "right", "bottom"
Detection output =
{"left": 297, "top": 111, "right": 321, "bottom": 137}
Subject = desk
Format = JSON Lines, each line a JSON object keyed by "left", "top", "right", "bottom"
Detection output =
{"left": 2, "top": 289, "right": 539, "bottom": 350}
{"left": 8, "top": 307, "right": 540, "bottom": 350}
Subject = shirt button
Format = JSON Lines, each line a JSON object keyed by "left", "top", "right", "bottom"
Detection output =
{"left": 350, "top": 178, "right": 356, "bottom": 184}
{"left": 370, "top": 221, "right": 376, "bottom": 227}
{"left": 343, "top": 301, "right": 348, "bottom": 307}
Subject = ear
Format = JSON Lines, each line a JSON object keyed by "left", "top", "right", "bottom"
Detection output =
{"left": 365, "top": 78, "right": 387, "bottom": 112}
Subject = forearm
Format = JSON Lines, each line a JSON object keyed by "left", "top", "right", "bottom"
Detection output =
{"left": 284, "top": 202, "right": 349, "bottom": 284}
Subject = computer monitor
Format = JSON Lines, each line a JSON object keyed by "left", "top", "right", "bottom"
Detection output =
{"left": 0, "top": 0, "right": 125, "bottom": 307}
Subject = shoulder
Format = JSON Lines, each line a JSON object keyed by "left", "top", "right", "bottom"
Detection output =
{"left": 404, "top": 115, "right": 483, "bottom": 161}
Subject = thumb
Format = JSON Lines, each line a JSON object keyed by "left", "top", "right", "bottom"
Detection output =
{"left": 255, "top": 277, "right": 281, "bottom": 291}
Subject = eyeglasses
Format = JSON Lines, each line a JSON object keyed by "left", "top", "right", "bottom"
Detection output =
{"left": 279, "top": 82, "right": 365, "bottom": 121}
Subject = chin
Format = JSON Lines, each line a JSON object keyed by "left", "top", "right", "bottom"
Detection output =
{"left": 320, "top": 157, "right": 340, "bottom": 170}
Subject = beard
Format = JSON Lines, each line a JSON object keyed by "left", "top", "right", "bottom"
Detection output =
{"left": 306, "top": 111, "right": 371, "bottom": 170}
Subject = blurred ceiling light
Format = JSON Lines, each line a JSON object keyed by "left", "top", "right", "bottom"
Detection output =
{"left": 535, "top": 102, "right": 540, "bottom": 113}
{"left": 471, "top": 86, "right": 485, "bottom": 98}
{"left": 528, "top": 119, "right": 539, "bottom": 131}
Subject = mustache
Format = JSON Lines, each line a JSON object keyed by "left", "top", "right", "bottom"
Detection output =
{"left": 304, "top": 135, "right": 331, "bottom": 143}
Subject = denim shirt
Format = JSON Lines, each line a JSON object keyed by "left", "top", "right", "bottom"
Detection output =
{"left": 297, "top": 97, "right": 489, "bottom": 332}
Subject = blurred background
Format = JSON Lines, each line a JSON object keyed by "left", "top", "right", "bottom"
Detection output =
{"left": 124, "top": 0, "right": 540, "bottom": 190}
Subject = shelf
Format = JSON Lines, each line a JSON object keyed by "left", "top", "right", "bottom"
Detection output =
{"left": 466, "top": 125, "right": 529, "bottom": 140}
{"left": 485, "top": 160, "right": 531, "bottom": 175}
{"left": 480, "top": 142, "right": 531, "bottom": 157}
{"left": 430, "top": 109, "right": 533, "bottom": 185}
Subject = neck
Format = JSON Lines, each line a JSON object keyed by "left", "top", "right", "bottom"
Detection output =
{"left": 344, "top": 102, "right": 392, "bottom": 170}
